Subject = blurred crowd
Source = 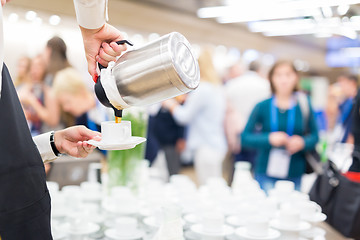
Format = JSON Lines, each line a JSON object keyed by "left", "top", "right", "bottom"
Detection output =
{"left": 14, "top": 37, "right": 360, "bottom": 190}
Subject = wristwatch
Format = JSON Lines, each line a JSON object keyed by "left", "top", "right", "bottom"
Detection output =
{"left": 50, "top": 131, "right": 61, "bottom": 157}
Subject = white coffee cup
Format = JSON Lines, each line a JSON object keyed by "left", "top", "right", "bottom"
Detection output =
{"left": 278, "top": 209, "right": 300, "bottom": 228}
{"left": 101, "top": 121, "right": 131, "bottom": 143}
{"left": 297, "top": 201, "right": 321, "bottom": 218}
{"left": 274, "top": 180, "right": 295, "bottom": 193}
{"left": 246, "top": 216, "right": 269, "bottom": 237}
{"left": 202, "top": 212, "right": 224, "bottom": 234}
{"left": 115, "top": 217, "right": 137, "bottom": 235}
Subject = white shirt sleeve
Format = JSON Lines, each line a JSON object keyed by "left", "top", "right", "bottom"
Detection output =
{"left": 73, "top": 0, "right": 108, "bottom": 29}
{"left": 33, "top": 132, "right": 58, "bottom": 163}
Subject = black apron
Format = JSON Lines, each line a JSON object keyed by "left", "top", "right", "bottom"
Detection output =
{"left": 0, "top": 64, "right": 52, "bottom": 239}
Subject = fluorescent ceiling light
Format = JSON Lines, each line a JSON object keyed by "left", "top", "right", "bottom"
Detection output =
{"left": 263, "top": 26, "right": 357, "bottom": 39}
{"left": 197, "top": 0, "right": 360, "bottom": 23}
{"left": 217, "top": 9, "right": 320, "bottom": 23}
{"left": 248, "top": 19, "right": 315, "bottom": 33}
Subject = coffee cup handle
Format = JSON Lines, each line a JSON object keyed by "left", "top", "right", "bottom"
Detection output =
{"left": 97, "top": 40, "right": 134, "bottom": 71}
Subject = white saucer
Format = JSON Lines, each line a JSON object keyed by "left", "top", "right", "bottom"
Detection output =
{"left": 301, "top": 213, "right": 327, "bottom": 223}
{"left": 226, "top": 215, "right": 246, "bottom": 227}
{"left": 58, "top": 222, "right": 100, "bottom": 235}
{"left": 105, "top": 228, "right": 144, "bottom": 240}
{"left": 190, "top": 224, "right": 234, "bottom": 237}
{"left": 102, "top": 199, "right": 139, "bottom": 215}
{"left": 51, "top": 208, "right": 68, "bottom": 218}
{"left": 143, "top": 217, "right": 160, "bottom": 228}
{"left": 52, "top": 231, "right": 67, "bottom": 240}
{"left": 236, "top": 227, "right": 281, "bottom": 240}
{"left": 183, "top": 214, "right": 199, "bottom": 224}
{"left": 270, "top": 219, "right": 311, "bottom": 232}
{"left": 85, "top": 137, "right": 146, "bottom": 150}
{"left": 300, "top": 227, "right": 326, "bottom": 239}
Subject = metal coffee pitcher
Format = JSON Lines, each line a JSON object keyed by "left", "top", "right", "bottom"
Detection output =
{"left": 94, "top": 32, "right": 200, "bottom": 118}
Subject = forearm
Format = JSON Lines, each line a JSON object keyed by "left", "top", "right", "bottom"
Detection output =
{"left": 73, "top": 0, "right": 107, "bottom": 29}
{"left": 29, "top": 99, "right": 59, "bottom": 127}
{"left": 241, "top": 133, "right": 272, "bottom": 149}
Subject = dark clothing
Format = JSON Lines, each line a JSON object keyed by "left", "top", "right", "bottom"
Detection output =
{"left": 338, "top": 98, "right": 354, "bottom": 143}
{"left": 0, "top": 64, "right": 52, "bottom": 239}
{"left": 163, "top": 145, "right": 181, "bottom": 176}
{"left": 152, "top": 107, "right": 185, "bottom": 176}
{"left": 350, "top": 90, "right": 360, "bottom": 172}
{"left": 145, "top": 115, "right": 160, "bottom": 165}
{"left": 153, "top": 108, "right": 184, "bottom": 145}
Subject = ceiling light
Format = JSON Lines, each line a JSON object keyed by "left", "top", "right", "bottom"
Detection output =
{"left": 8, "top": 13, "right": 19, "bottom": 23}
{"left": 322, "top": 7, "right": 333, "bottom": 18}
{"left": 337, "top": 5, "right": 350, "bottom": 15}
{"left": 49, "top": 15, "right": 61, "bottom": 26}
{"left": 217, "top": 9, "right": 319, "bottom": 23}
{"left": 198, "top": 0, "right": 360, "bottom": 23}
{"left": 25, "top": 11, "right": 37, "bottom": 21}
{"left": 243, "top": 49, "right": 260, "bottom": 62}
{"left": 248, "top": 19, "right": 315, "bottom": 33}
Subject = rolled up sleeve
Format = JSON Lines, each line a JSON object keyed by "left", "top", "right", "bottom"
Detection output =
{"left": 73, "top": 0, "right": 108, "bottom": 29}
{"left": 33, "top": 132, "right": 58, "bottom": 163}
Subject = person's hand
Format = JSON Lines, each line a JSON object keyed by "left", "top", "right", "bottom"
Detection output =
{"left": 54, "top": 126, "right": 101, "bottom": 158}
{"left": 80, "top": 23, "right": 127, "bottom": 78}
{"left": 269, "top": 131, "right": 288, "bottom": 147}
{"left": 176, "top": 139, "right": 186, "bottom": 153}
{"left": 286, "top": 135, "right": 305, "bottom": 155}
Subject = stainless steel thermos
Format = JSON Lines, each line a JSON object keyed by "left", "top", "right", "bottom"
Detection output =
{"left": 95, "top": 32, "right": 200, "bottom": 116}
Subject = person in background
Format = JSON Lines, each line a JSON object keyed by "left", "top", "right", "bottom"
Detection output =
{"left": 14, "top": 56, "right": 31, "bottom": 87}
{"left": 52, "top": 67, "right": 108, "bottom": 134}
{"left": 241, "top": 61, "right": 318, "bottom": 192}
{"left": 225, "top": 61, "right": 271, "bottom": 166}
{"left": 163, "top": 49, "right": 227, "bottom": 185}
{"left": 349, "top": 89, "right": 360, "bottom": 174}
{"left": 153, "top": 96, "right": 186, "bottom": 177}
{"left": 17, "top": 55, "right": 60, "bottom": 135}
{"left": 325, "top": 83, "right": 343, "bottom": 131}
{"left": 223, "top": 60, "right": 245, "bottom": 84}
{"left": 43, "top": 36, "right": 71, "bottom": 87}
{"left": 0, "top": 0, "right": 126, "bottom": 238}
{"left": 331, "top": 73, "right": 359, "bottom": 144}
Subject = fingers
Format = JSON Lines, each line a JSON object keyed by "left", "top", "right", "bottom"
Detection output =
{"left": 97, "top": 42, "right": 127, "bottom": 69}
{"left": 76, "top": 141, "right": 96, "bottom": 158}
{"left": 110, "top": 42, "right": 127, "bottom": 54}
{"left": 77, "top": 125, "right": 101, "bottom": 141}
{"left": 98, "top": 48, "right": 117, "bottom": 63}
{"left": 87, "top": 55, "right": 98, "bottom": 79}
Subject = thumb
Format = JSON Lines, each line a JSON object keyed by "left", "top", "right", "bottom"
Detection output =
{"left": 87, "top": 55, "right": 98, "bottom": 79}
{"left": 77, "top": 126, "right": 101, "bottom": 141}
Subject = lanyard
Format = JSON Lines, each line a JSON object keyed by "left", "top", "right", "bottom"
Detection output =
{"left": 338, "top": 98, "right": 353, "bottom": 124}
{"left": 271, "top": 96, "right": 296, "bottom": 136}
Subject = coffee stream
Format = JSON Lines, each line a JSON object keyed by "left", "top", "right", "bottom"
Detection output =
{"left": 115, "top": 108, "right": 123, "bottom": 123}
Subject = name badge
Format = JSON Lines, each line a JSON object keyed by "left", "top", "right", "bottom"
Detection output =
{"left": 267, "top": 148, "right": 291, "bottom": 178}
